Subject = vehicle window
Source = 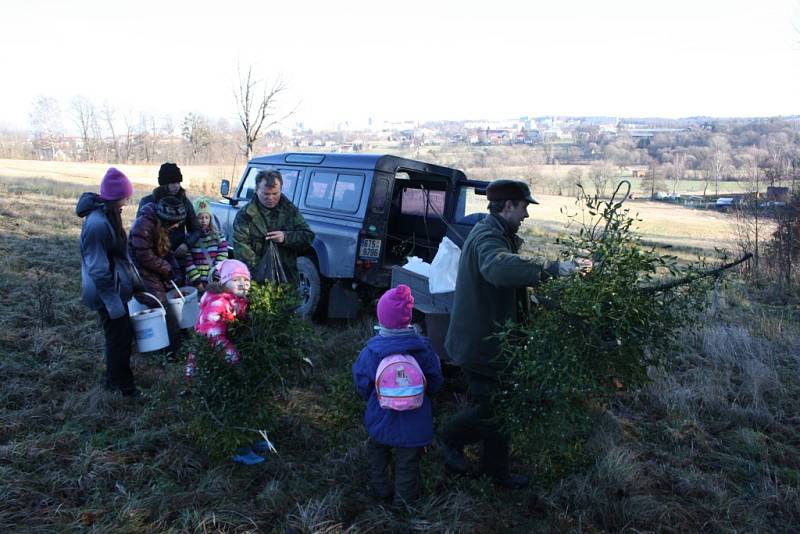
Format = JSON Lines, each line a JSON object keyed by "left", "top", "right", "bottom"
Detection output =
{"left": 278, "top": 169, "right": 299, "bottom": 200}
{"left": 239, "top": 167, "right": 298, "bottom": 201}
{"left": 239, "top": 167, "right": 261, "bottom": 200}
{"left": 306, "top": 171, "right": 337, "bottom": 209}
{"left": 370, "top": 177, "right": 389, "bottom": 213}
{"left": 306, "top": 172, "right": 365, "bottom": 211}
{"left": 456, "top": 187, "right": 486, "bottom": 222}
{"left": 401, "top": 188, "right": 445, "bottom": 216}
{"left": 333, "top": 174, "right": 363, "bottom": 212}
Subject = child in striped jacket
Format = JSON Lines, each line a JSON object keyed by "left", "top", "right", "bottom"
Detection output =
{"left": 185, "top": 197, "right": 228, "bottom": 292}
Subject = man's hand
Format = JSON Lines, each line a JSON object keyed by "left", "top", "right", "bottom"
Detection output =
{"left": 265, "top": 231, "right": 285, "bottom": 244}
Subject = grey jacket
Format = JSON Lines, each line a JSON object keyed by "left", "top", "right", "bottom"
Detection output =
{"left": 77, "top": 193, "right": 134, "bottom": 319}
{"left": 444, "top": 213, "right": 570, "bottom": 378}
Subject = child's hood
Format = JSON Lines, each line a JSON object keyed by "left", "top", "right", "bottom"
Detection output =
{"left": 76, "top": 192, "right": 103, "bottom": 218}
{"left": 205, "top": 281, "right": 226, "bottom": 294}
{"left": 365, "top": 333, "right": 429, "bottom": 359}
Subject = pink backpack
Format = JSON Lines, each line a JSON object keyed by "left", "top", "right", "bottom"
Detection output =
{"left": 375, "top": 354, "right": 427, "bottom": 411}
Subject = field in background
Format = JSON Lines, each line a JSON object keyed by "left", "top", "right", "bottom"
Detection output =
{"left": 1, "top": 173, "right": 799, "bottom": 532}
{"left": 0, "top": 159, "right": 740, "bottom": 256}
{"left": 0, "top": 158, "right": 235, "bottom": 197}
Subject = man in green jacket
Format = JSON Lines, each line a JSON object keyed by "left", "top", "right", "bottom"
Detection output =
{"left": 232, "top": 170, "right": 314, "bottom": 285}
{"left": 440, "top": 179, "right": 586, "bottom": 489}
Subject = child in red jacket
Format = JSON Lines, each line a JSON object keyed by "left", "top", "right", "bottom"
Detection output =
{"left": 185, "top": 259, "right": 250, "bottom": 377}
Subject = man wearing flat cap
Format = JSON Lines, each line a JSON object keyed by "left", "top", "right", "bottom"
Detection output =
{"left": 440, "top": 178, "right": 587, "bottom": 489}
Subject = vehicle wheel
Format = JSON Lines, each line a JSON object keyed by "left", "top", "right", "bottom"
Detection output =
{"left": 296, "top": 256, "right": 321, "bottom": 319}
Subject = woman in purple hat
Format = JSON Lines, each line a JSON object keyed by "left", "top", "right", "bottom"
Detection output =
{"left": 76, "top": 167, "right": 139, "bottom": 397}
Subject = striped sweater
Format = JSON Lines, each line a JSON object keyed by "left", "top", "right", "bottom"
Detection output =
{"left": 185, "top": 230, "right": 229, "bottom": 285}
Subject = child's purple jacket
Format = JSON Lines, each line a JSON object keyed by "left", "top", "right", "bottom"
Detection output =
{"left": 352, "top": 332, "right": 444, "bottom": 448}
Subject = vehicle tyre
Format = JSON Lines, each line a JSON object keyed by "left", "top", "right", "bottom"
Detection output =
{"left": 296, "top": 256, "right": 321, "bottom": 319}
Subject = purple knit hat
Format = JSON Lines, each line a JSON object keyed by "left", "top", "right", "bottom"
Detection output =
{"left": 99, "top": 167, "right": 133, "bottom": 201}
{"left": 377, "top": 284, "right": 414, "bottom": 329}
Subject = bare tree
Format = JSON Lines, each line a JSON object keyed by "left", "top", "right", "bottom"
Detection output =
{"left": 669, "top": 149, "right": 692, "bottom": 197}
{"left": 703, "top": 135, "right": 731, "bottom": 197}
{"left": 122, "top": 111, "right": 135, "bottom": 163}
{"left": 182, "top": 112, "right": 211, "bottom": 162}
{"left": 29, "top": 95, "right": 63, "bottom": 160}
{"left": 763, "top": 132, "right": 792, "bottom": 187}
{"left": 71, "top": 95, "right": 97, "bottom": 161}
{"left": 589, "top": 162, "right": 614, "bottom": 197}
{"left": 562, "top": 166, "right": 584, "bottom": 197}
{"left": 101, "top": 101, "right": 119, "bottom": 162}
{"left": 234, "top": 64, "right": 296, "bottom": 161}
{"left": 737, "top": 146, "right": 768, "bottom": 278}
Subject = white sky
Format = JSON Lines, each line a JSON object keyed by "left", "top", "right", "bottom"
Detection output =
{"left": 1, "top": 0, "right": 798, "bottom": 132}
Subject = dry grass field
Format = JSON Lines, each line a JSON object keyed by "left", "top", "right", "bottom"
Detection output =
{"left": 0, "top": 158, "right": 740, "bottom": 255}
{"left": 1, "top": 164, "right": 799, "bottom": 532}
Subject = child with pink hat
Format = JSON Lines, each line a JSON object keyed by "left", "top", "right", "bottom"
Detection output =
{"left": 352, "top": 284, "right": 444, "bottom": 506}
{"left": 186, "top": 259, "right": 251, "bottom": 376}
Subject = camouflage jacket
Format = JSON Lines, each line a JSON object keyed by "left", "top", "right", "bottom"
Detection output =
{"left": 232, "top": 195, "right": 314, "bottom": 284}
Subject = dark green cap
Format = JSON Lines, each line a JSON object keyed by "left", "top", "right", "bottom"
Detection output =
{"left": 486, "top": 179, "right": 539, "bottom": 205}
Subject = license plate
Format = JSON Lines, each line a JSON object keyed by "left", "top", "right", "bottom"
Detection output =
{"left": 359, "top": 238, "right": 382, "bottom": 259}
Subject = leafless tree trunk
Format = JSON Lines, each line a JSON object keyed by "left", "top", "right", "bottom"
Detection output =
{"left": 71, "top": 96, "right": 97, "bottom": 161}
{"left": 122, "top": 112, "right": 135, "bottom": 163}
{"left": 29, "top": 95, "right": 63, "bottom": 160}
{"left": 707, "top": 135, "right": 731, "bottom": 197}
{"left": 101, "top": 101, "right": 119, "bottom": 162}
{"left": 234, "top": 63, "right": 296, "bottom": 161}
{"left": 739, "top": 146, "right": 766, "bottom": 280}
{"left": 670, "top": 151, "right": 689, "bottom": 197}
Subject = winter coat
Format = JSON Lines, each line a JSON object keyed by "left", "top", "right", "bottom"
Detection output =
{"left": 137, "top": 187, "right": 197, "bottom": 251}
{"left": 185, "top": 229, "right": 228, "bottom": 286}
{"left": 232, "top": 195, "right": 314, "bottom": 284}
{"left": 77, "top": 192, "right": 135, "bottom": 319}
{"left": 352, "top": 332, "right": 444, "bottom": 448}
{"left": 129, "top": 203, "right": 181, "bottom": 303}
{"left": 445, "top": 213, "right": 570, "bottom": 378}
{"left": 185, "top": 285, "right": 248, "bottom": 377}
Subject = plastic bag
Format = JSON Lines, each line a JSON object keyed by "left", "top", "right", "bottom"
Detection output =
{"left": 429, "top": 237, "right": 461, "bottom": 294}
{"left": 403, "top": 256, "right": 432, "bottom": 278}
{"left": 253, "top": 241, "right": 288, "bottom": 284}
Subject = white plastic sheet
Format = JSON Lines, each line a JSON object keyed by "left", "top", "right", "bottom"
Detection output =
{"left": 403, "top": 256, "right": 432, "bottom": 278}
{"left": 428, "top": 237, "right": 461, "bottom": 294}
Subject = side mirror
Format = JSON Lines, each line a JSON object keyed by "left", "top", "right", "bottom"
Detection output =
{"left": 220, "top": 179, "right": 230, "bottom": 197}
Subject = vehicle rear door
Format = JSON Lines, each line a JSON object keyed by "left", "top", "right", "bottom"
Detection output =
{"left": 446, "top": 179, "right": 490, "bottom": 247}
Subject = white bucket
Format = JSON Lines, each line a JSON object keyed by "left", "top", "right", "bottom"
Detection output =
{"left": 127, "top": 296, "right": 148, "bottom": 316}
{"left": 167, "top": 285, "right": 200, "bottom": 329}
{"left": 130, "top": 292, "right": 169, "bottom": 352}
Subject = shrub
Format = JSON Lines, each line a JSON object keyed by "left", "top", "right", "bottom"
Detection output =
{"left": 496, "top": 183, "right": 714, "bottom": 481}
{"left": 183, "top": 282, "right": 313, "bottom": 460}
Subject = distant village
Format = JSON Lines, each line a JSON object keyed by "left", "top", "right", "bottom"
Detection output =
{"left": 278, "top": 116, "right": 690, "bottom": 154}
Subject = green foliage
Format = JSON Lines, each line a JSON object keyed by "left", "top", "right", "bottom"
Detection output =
{"left": 497, "top": 183, "right": 712, "bottom": 481}
{"left": 183, "top": 283, "right": 313, "bottom": 460}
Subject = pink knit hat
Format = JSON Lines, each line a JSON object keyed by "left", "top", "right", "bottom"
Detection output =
{"left": 99, "top": 167, "right": 133, "bottom": 201}
{"left": 218, "top": 259, "right": 251, "bottom": 285}
{"left": 377, "top": 284, "right": 414, "bottom": 329}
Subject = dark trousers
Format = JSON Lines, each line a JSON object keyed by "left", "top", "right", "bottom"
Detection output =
{"left": 366, "top": 438, "right": 422, "bottom": 505}
{"left": 164, "top": 306, "right": 184, "bottom": 355}
{"left": 441, "top": 371, "right": 510, "bottom": 477}
{"left": 98, "top": 308, "right": 135, "bottom": 393}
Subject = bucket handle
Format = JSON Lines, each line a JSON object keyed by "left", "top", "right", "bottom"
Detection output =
{"left": 170, "top": 280, "right": 186, "bottom": 303}
{"left": 135, "top": 291, "right": 167, "bottom": 312}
